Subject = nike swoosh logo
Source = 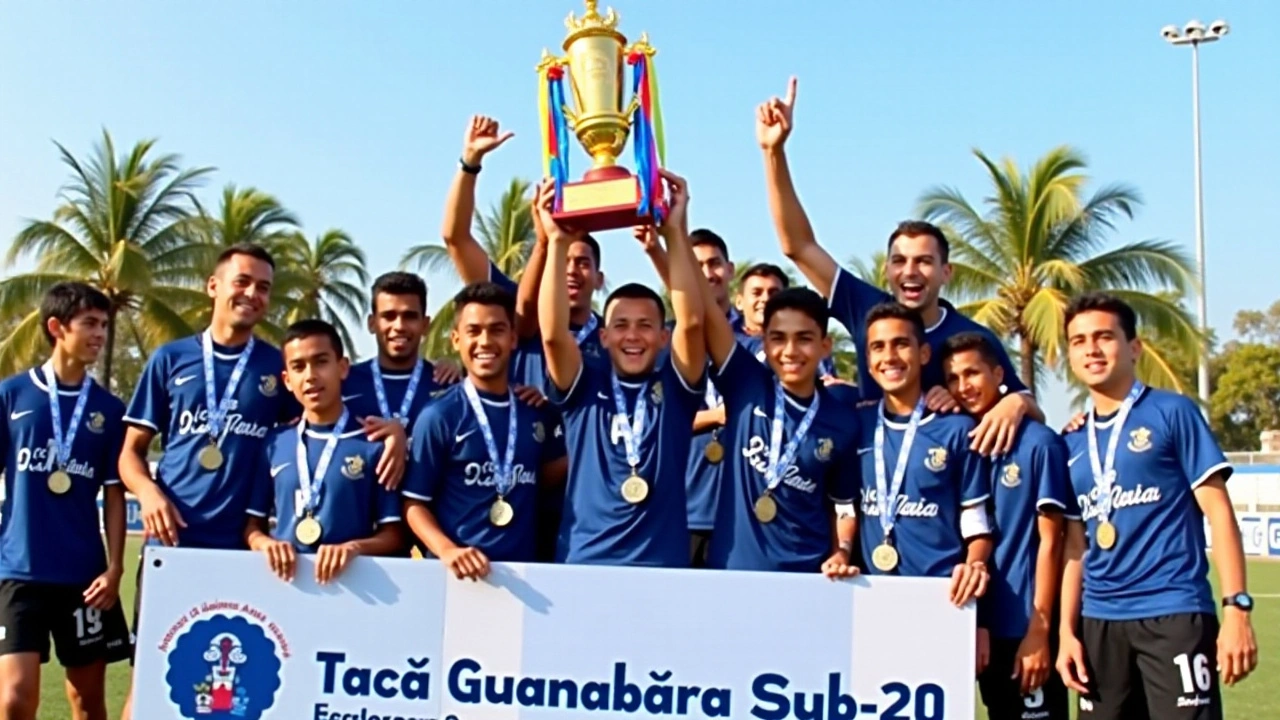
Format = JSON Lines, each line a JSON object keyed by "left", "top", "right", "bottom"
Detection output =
{"left": 341, "top": 394, "right": 362, "bottom": 401}
{"left": 455, "top": 429, "right": 477, "bottom": 444}
{"left": 597, "top": 392, "right": 611, "bottom": 401}
{"left": 1068, "top": 453, "right": 1084, "bottom": 467}
{"left": 753, "top": 407, "right": 768, "bottom": 418}
{"left": 9, "top": 410, "right": 32, "bottom": 420}
{"left": 270, "top": 463, "right": 290, "bottom": 478}
{"left": 174, "top": 375, "right": 197, "bottom": 386}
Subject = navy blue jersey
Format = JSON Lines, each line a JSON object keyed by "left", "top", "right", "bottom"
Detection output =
{"left": 705, "top": 346, "right": 860, "bottom": 572}
{"left": 341, "top": 358, "right": 442, "bottom": 430}
{"left": 551, "top": 357, "right": 704, "bottom": 568}
{"left": 855, "top": 406, "right": 991, "bottom": 577}
{"left": 0, "top": 369, "right": 125, "bottom": 585}
{"left": 124, "top": 334, "right": 300, "bottom": 549}
{"left": 827, "top": 268, "right": 1025, "bottom": 399}
{"left": 984, "top": 419, "right": 1071, "bottom": 639}
{"left": 402, "top": 383, "right": 566, "bottom": 562}
{"left": 247, "top": 413, "right": 398, "bottom": 551}
{"left": 1062, "top": 386, "right": 1229, "bottom": 621}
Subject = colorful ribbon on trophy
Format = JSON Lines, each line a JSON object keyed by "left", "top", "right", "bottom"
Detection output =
{"left": 538, "top": 60, "right": 572, "bottom": 211}
{"left": 627, "top": 48, "right": 666, "bottom": 224}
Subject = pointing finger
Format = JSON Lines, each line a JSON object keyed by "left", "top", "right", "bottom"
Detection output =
{"left": 785, "top": 76, "right": 798, "bottom": 106}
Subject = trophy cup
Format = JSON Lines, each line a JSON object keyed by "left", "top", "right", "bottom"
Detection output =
{"left": 537, "top": 0, "right": 666, "bottom": 233}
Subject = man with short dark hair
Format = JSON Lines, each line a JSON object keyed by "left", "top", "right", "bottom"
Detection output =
{"left": 402, "top": 282, "right": 568, "bottom": 579}
{"left": 755, "top": 77, "right": 1041, "bottom": 458}
{"left": 246, "top": 319, "right": 403, "bottom": 585}
{"left": 0, "top": 282, "right": 132, "bottom": 720}
{"left": 537, "top": 169, "right": 706, "bottom": 568}
{"left": 941, "top": 331, "right": 1070, "bottom": 720}
{"left": 1056, "top": 292, "right": 1256, "bottom": 720}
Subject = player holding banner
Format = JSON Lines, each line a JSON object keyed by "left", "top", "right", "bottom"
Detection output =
{"left": 536, "top": 168, "right": 707, "bottom": 568}
{"left": 1056, "top": 293, "right": 1257, "bottom": 720}
{"left": 245, "top": 320, "right": 403, "bottom": 584}
{"left": 402, "top": 283, "right": 568, "bottom": 579}
{"left": 0, "top": 283, "right": 132, "bottom": 720}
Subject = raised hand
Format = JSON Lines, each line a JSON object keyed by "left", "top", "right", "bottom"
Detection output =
{"left": 657, "top": 168, "right": 690, "bottom": 239}
{"left": 462, "top": 115, "right": 515, "bottom": 166}
{"left": 756, "top": 76, "right": 797, "bottom": 150}
{"left": 533, "top": 177, "right": 580, "bottom": 243}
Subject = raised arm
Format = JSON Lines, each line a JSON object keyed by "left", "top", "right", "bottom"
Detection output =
{"left": 441, "top": 115, "right": 515, "bottom": 283}
{"left": 632, "top": 226, "right": 671, "bottom": 288}
{"left": 658, "top": 169, "right": 706, "bottom": 386}
{"left": 534, "top": 179, "right": 583, "bottom": 392}
{"left": 514, "top": 200, "right": 549, "bottom": 339}
{"left": 757, "top": 77, "right": 840, "bottom": 297}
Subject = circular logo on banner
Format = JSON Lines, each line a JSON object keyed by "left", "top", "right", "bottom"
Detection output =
{"left": 164, "top": 613, "right": 284, "bottom": 719}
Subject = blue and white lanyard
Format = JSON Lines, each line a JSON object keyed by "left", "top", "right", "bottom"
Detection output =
{"left": 296, "top": 407, "right": 350, "bottom": 516}
{"left": 462, "top": 379, "right": 519, "bottom": 497}
{"left": 874, "top": 397, "right": 925, "bottom": 540}
{"left": 372, "top": 359, "right": 423, "bottom": 420}
{"left": 763, "top": 382, "right": 819, "bottom": 493}
{"left": 42, "top": 362, "right": 91, "bottom": 470}
{"left": 610, "top": 372, "right": 649, "bottom": 471}
{"left": 201, "top": 331, "right": 255, "bottom": 445}
{"left": 1087, "top": 381, "right": 1145, "bottom": 523}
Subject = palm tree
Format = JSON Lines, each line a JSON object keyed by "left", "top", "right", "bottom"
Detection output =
{"left": 401, "top": 178, "right": 536, "bottom": 360}
{"left": 0, "top": 130, "right": 213, "bottom": 392}
{"left": 917, "top": 146, "right": 1199, "bottom": 394}
{"left": 274, "top": 230, "right": 370, "bottom": 356}
{"left": 847, "top": 250, "right": 889, "bottom": 291}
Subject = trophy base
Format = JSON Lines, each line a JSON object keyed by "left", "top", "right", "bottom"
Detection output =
{"left": 553, "top": 168, "right": 653, "bottom": 233}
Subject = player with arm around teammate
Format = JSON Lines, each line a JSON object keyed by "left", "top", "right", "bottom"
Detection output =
{"left": 245, "top": 320, "right": 404, "bottom": 585}
{"left": 402, "top": 282, "right": 568, "bottom": 580}
{"left": 941, "top": 331, "right": 1070, "bottom": 720}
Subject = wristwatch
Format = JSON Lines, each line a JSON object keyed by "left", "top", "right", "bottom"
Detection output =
{"left": 1222, "top": 592, "right": 1254, "bottom": 612}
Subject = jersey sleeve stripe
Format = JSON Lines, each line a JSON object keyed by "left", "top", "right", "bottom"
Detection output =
{"left": 1036, "top": 498, "right": 1067, "bottom": 511}
{"left": 103, "top": 478, "right": 122, "bottom": 486}
{"left": 713, "top": 342, "right": 738, "bottom": 377}
{"left": 1191, "top": 461, "right": 1233, "bottom": 489}
{"left": 245, "top": 508, "right": 268, "bottom": 518}
{"left": 402, "top": 490, "right": 432, "bottom": 502}
{"left": 670, "top": 355, "right": 700, "bottom": 396}
{"left": 826, "top": 266, "right": 849, "bottom": 305}
{"left": 377, "top": 515, "right": 402, "bottom": 524}
{"left": 122, "top": 415, "right": 158, "bottom": 431}
{"left": 960, "top": 493, "right": 991, "bottom": 508}
{"left": 561, "top": 363, "right": 585, "bottom": 401}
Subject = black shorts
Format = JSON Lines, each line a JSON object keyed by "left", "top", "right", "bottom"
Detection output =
{"left": 1079, "top": 613, "right": 1222, "bottom": 720}
{"left": 979, "top": 634, "right": 1069, "bottom": 720}
{"left": 0, "top": 579, "right": 132, "bottom": 667}
{"left": 689, "top": 529, "right": 712, "bottom": 568}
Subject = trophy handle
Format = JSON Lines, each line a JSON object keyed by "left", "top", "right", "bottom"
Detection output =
{"left": 623, "top": 96, "right": 640, "bottom": 121}
{"left": 561, "top": 104, "right": 579, "bottom": 128}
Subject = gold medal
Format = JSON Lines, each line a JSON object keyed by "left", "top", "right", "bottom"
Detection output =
{"left": 198, "top": 443, "right": 224, "bottom": 471}
{"left": 1096, "top": 520, "right": 1117, "bottom": 550}
{"left": 489, "top": 497, "right": 515, "bottom": 527}
{"left": 295, "top": 516, "right": 323, "bottom": 545}
{"left": 621, "top": 474, "right": 649, "bottom": 504}
{"left": 754, "top": 493, "right": 778, "bottom": 523}
{"left": 47, "top": 470, "right": 72, "bottom": 495}
{"left": 871, "top": 542, "right": 899, "bottom": 572}
{"left": 704, "top": 439, "right": 724, "bottom": 464}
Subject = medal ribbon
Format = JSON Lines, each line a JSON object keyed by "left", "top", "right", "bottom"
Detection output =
{"left": 371, "top": 359, "right": 424, "bottom": 420}
{"left": 763, "top": 382, "right": 819, "bottom": 493}
{"left": 574, "top": 314, "right": 599, "bottom": 346}
{"left": 609, "top": 372, "right": 649, "bottom": 471}
{"left": 1087, "top": 380, "right": 1145, "bottom": 524}
{"left": 296, "top": 407, "right": 350, "bottom": 517}
{"left": 462, "top": 379, "right": 519, "bottom": 498}
{"left": 874, "top": 396, "right": 926, "bottom": 540}
{"left": 42, "top": 362, "right": 92, "bottom": 471}
{"left": 201, "top": 331, "right": 256, "bottom": 445}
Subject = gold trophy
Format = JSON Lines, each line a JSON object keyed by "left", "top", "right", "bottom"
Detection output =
{"left": 537, "top": 0, "right": 666, "bottom": 232}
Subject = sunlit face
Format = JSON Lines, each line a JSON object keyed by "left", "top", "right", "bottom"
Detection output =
{"left": 1066, "top": 310, "right": 1141, "bottom": 390}
{"left": 764, "top": 308, "right": 832, "bottom": 390}
{"left": 736, "top": 273, "right": 785, "bottom": 331}
{"left": 566, "top": 240, "right": 604, "bottom": 313}
{"left": 283, "top": 335, "right": 349, "bottom": 415}
{"left": 866, "top": 317, "right": 930, "bottom": 396}
{"left": 207, "top": 254, "right": 273, "bottom": 330}
{"left": 692, "top": 244, "right": 733, "bottom": 311}
{"left": 48, "top": 308, "right": 109, "bottom": 365}
{"left": 886, "top": 234, "right": 951, "bottom": 312}
{"left": 451, "top": 302, "right": 516, "bottom": 382}
{"left": 368, "top": 292, "right": 427, "bottom": 363}
{"left": 601, "top": 297, "right": 668, "bottom": 376}
{"left": 943, "top": 348, "right": 1004, "bottom": 416}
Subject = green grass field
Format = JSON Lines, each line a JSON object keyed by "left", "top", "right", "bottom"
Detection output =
{"left": 29, "top": 537, "right": 1280, "bottom": 719}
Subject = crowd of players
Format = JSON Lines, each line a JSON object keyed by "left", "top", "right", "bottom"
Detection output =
{"left": 0, "top": 78, "right": 1262, "bottom": 720}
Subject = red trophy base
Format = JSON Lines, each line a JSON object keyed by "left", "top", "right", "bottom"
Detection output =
{"left": 551, "top": 166, "right": 654, "bottom": 233}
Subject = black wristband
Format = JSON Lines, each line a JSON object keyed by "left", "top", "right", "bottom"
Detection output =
{"left": 460, "top": 158, "right": 481, "bottom": 175}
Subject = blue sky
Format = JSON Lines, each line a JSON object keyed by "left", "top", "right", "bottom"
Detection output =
{"left": 2, "top": 1, "right": 1276, "bottom": 427}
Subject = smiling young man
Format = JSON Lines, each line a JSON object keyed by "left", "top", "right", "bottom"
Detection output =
{"left": 537, "top": 170, "right": 707, "bottom": 568}
{"left": 854, "top": 303, "right": 992, "bottom": 609}
{"left": 1055, "top": 293, "right": 1257, "bottom": 720}
{"left": 402, "top": 283, "right": 568, "bottom": 579}
{"left": 941, "top": 332, "right": 1070, "bottom": 720}
{"left": 756, "top": 77, "right": 1040, "bottom": 457}
{"left": 245, "top": 320, "right": 403, "bottom": 586}
{"left": 0, "top": 283, "right": 132, "bottom": 720}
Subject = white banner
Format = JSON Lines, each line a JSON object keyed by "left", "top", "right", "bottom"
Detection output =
{"left": 1207, "top": 512, "right": 1280, "bottom": 557}
{"left": 133, "top": 547, "right": 975, "bottom": 720}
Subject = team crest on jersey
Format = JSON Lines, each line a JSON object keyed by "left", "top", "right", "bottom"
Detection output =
{"left": 341, "top": 455, "right": 365, "bottom": 480}
{"left": 258, "top": 374, "right": 278, "bottom": 397}
{"left": 814, "top": 438, "right": 833, "bottom": 462}
{"left": 86, "top": 412, "right": 106, "bottom": 434}
{"left": 533, "top": 421, "right": 546, "bottom": 444}
{"left": 650, "top": 381, "right": 664, "bottom": 406}
{"left": 163, "top": 611, "right": 285, "bottom": 720}
{"left": 924, "top": 447, "right": 948, "bottom": 472}
{"left": 1001, "top": 462, "right": 1021, "bottom": 488}
{"left": 1127, "top": 427, "right": 1153, "bottom": 453}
